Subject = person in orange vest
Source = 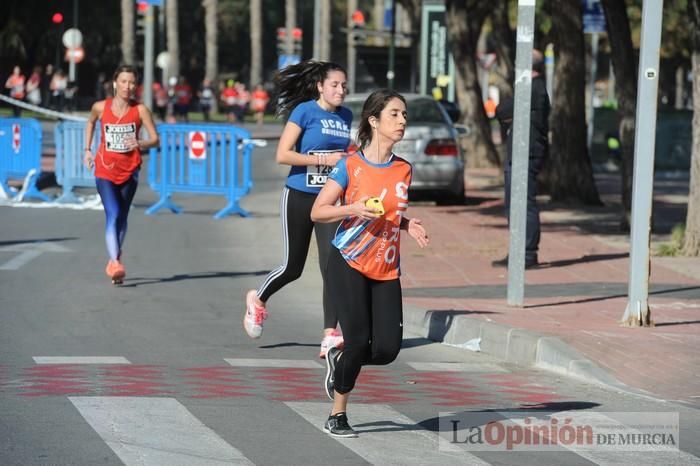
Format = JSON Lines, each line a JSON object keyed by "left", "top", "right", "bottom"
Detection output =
{"left": 220, "top": 80, "right": 239, "bottom": 123}
{"left": 173, "top": 76, "right": 192, "bottom": 122}
{"left": 250, "top": 83, "right": 270, "bottom": 125}
{"left": 5, "top": 65, "right": 26, "bottom": 116}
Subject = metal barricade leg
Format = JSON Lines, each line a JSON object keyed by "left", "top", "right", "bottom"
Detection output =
{"left": 16, "top": 169, "right": 52, "bottom": 202}
{"left": 145, "top": 194, "right": 183, "bottom": 215}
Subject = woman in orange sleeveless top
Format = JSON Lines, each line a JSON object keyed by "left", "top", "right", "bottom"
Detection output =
{"left": 83, "top": 65, "right": 159, "bottom": 284}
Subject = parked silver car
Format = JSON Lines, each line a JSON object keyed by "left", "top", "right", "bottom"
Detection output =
{"left": 343, "top": 94, "right": 467, "bottom": 204}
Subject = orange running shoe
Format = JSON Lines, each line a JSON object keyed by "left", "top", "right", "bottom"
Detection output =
{"left": 105, "top": 259, "right": 126, "bottom": 284}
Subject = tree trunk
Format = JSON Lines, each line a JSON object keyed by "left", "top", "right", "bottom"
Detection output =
{"left": 546, "top": 0, "right": 602, "bottom": 204}
{"left": 601, "top": 0, "right": 638, "bottom": 228}
{"left": 121, "top": 0, "right": 134, "bottom": 64}
{"left": 683, "top": 0, "right": 700, "bottom": 256}
{"left": 489, "top": 0, "right": 515, "bottom": 101}
{"left": 285, "top": 0, "right": 296, "bottom": 57}
{"left": 166, "top": 0, "right": 180, "bottom": 80}
{"left": 445, "top": 0, "right": 500, "bottom": 168}
{"left": 319, "top": 0, "right": 331, "bottom": 61}
{"left": 397, "top": 0, "right": 421, "bottom": 92}
{"left": 250, "top": 0, "right": 262, "bottom": 86}
{"left": 203, "top": 0, "right": 218, "bottom": 82}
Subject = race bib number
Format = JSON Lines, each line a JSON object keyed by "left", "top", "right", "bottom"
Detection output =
{"left": 104, "top": 123, "right": 137, "bottom": 153}
{"left": 306, "top": 150, "right": 336, "bottom": 187}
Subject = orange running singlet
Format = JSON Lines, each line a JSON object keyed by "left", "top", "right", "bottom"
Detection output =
{"left": 95, "top": 98, "right": 142, "bottom": 184}
{"left": 329, "top": 153, "right": 412, "bottom": 281}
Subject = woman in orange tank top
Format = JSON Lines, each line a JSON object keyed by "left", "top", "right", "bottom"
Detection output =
{"left": 83, "top": 65, "right": 159, "bottom": 284}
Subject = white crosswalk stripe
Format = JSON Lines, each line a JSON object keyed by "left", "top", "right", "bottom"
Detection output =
{"left": 224, "top": 358, "right": 323, "bottom": 368}
{"left": 33, "top": 356, "right": 131, "bottom": 364}
{"left": 406, "top": 362, "right": 509, "bottom": 373}
{"left": 286, "top": 402, "right": 490, "bottom": 465}
{"left": 69, "top": 397, "right": 254, "bottom": 465}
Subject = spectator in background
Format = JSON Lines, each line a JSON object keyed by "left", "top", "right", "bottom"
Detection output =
{"left": 198, "top": 78, "right": 216, "bottom": 122}
{"left": 232, "top": 81, "right": 250, "bottom": 123}
{"left": 250, "top": 83, "right": 270, "bottom": 126}
{"left": 5, "top": 65, "right": 26, "bottom": 116}
{"left": 220, "top": 79, "right": 238, "bottom": 123}
{"left": 492, "top": 49, "right": 550, "bottom": 270}
{"left": 65, "top": 81, "right": 79, "bottom": 111}
{"left": 153, "top": 81, "right": 168, "bottom": 121}
{"left": 26, "top": 66, "right": 42, "bottom": 106}
{"left": 42, "top": 64, "right": 54, "bottom": 107}
{"left": 95, "top": 72, "right": 107, "bottom": 100}
{"left": 50, "top": 69, "right": 68, "bottom": 111}
{"left": 173, "top": 76, "right": 192, "bottom": 122}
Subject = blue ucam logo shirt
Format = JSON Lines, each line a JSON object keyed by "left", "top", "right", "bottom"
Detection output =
{"left": 285, "top": 100, "right": 353, "bottom": 194}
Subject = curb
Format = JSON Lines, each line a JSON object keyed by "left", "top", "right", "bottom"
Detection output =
{"left": 402, "top": 304, "right": 654, "bottom": 398}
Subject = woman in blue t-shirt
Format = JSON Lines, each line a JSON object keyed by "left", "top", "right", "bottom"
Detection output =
{"left": 243, "top": 60, "right": 352, "bottom": 358}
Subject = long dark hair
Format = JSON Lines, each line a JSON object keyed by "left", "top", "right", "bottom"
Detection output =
{"left": 274, "top": 60, "right": 346, "bottom": 118}
{"left": 356, "top": 89, "right": 406, "bottom": 149}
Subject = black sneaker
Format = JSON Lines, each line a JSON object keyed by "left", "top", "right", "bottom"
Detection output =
{"left": 324, "top": 346, "right": 340, "bottom": 400}
{"left": 491, "top": 255, "right": 539, "bottom": 269}
{"left": 491, "top": 255, "right": 508, "bottom": 267}
{"left": 324, "top": 412, "right": 358, "bottom": 438}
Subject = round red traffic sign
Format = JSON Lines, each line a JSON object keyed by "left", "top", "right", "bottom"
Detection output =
{"left": 190, "top": 131, "right": 206, "bottom": 158}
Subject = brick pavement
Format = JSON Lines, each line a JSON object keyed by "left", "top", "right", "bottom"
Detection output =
{"left": 401, "top": 168, "right": 700, "bottom": 407}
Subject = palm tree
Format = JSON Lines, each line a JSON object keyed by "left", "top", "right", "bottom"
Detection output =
{"left": 250, "top": 0, "right": 262, "bottom": 86}
{"left": 203, "top": 0, "right": 218, "bottom": 81}
{"left": 121, "top": 0, "right": 134, "bottom": 64}
{"left": 166, "top": 0, "right": 180, "bottom": 81}
{"left": 285, "top": 0, "right": 296, "bottom": 57}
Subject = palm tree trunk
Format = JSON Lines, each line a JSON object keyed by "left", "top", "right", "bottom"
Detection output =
{"left": 250, "top": 0, "right": 262, "bottom": 86}
{"left": 166, "top": 0, "right": 180, "bottom": 80}
{"left": 121, "top": 0, "right": 135, "bottom": 64}
{"left": 203, "top": 0, "right": 218, "bottom": 82}
{"left": 319, "top": 0, "right": 331, "bottom": 60}
{"left": 683, "top": 0, "right": 700, "bottom": 256}
{"left": 285, "top": 0, "right": 296, "bottom": 57}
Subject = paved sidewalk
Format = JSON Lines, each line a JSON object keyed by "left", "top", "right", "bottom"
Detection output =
{"left": 401, "top": 168, "right": 700, "bottom": 408}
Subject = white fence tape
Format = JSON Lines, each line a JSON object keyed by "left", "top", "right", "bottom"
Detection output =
{"left": 0, "top": 94, "right": 87, "bottom": 122}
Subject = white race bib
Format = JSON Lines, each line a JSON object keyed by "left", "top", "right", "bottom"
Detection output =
{"left": 306, "top": 150, "right": 337, "bottom": 187}
{"left": 104, "top": 123, "right": 137, "bottom": 153}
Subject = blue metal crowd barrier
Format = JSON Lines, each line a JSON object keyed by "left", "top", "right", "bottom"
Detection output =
{"left": 54, "top": 121, "right": 99, "bottom": 203}
{"left": 0, "top": 118, "right": 50, "bottom": 201}
{"left": 146, "top": 123, "right": 255, "bottom": 219}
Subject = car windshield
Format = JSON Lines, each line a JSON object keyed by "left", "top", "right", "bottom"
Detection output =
{"left": 343, "top": 98, "right": 446, "bottom": 124}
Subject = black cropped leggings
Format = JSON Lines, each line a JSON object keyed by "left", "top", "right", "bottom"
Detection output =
{"left": 326, "top": 247, "right": 403, "bottom": 394}
{"left": 256, "top": 187, "right": 338, "bottom": 329}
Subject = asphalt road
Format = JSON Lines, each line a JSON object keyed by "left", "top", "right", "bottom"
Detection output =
{"left": 1, "top": 141, "right": 699, "bottom": 465}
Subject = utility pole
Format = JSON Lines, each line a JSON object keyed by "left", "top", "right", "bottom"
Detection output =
{"left": 620, "top": 0, "right": 664, "bottom": 327}
{"left": 506, "top": 0, "right": 536, "bottom": 307}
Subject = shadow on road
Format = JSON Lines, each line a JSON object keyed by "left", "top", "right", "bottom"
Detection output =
{"left": 120, "top": 270, "right": 270, "bottom": 287}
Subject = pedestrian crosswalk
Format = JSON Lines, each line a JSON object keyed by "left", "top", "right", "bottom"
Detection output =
{"left": 70, "top": 397, "right": 254, "bottom": 465}
{"left": 11, "top": 356, "right": 700, "bottom": 465}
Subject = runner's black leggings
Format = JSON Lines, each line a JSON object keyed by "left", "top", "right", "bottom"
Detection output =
{"left": 326, "top": 247, "right": 403, "bottom": 394}
{"left": 257, "top": 187, "right": 338, "bottom": 329}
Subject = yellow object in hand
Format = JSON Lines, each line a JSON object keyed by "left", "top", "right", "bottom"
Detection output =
{"left": 365, "top": 197, "right": 385, "bottom": 215}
